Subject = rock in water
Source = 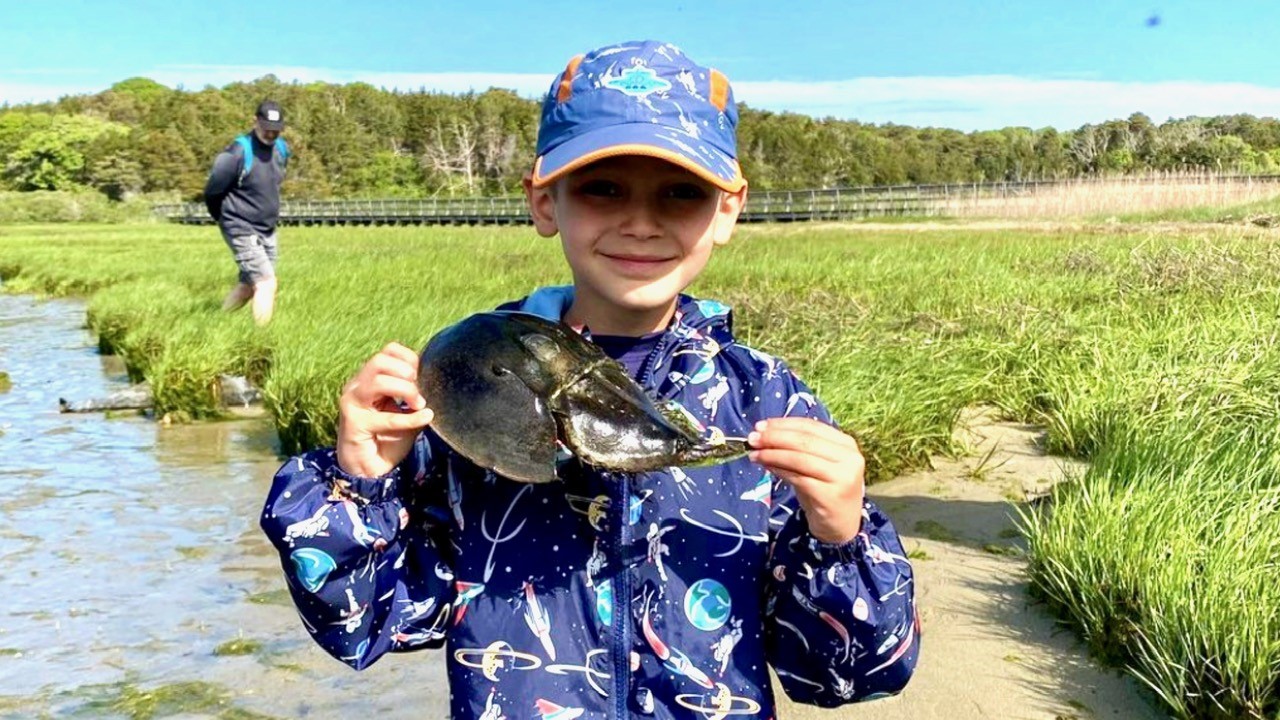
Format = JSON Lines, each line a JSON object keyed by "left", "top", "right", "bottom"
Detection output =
{"left": 59, "top": 383, "right": 153, "bottom": 413}
{"left": 59, "top": 374, "right": 262, "bottom": 414}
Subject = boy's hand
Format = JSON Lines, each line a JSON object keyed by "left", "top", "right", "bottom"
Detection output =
{"left": 336, "top": 342, "right": 434, "bottom": 479}
{"left": 747, "top": 417, "right": 865, "bottom": 544}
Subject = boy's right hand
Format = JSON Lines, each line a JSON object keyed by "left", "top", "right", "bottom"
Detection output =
{"left": 336, "top": 342, "right": 434, "bottom": 478}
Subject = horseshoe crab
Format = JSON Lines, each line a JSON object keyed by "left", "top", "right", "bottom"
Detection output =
{"left": 417, "top": 311, "right": 747, "bottom": 483}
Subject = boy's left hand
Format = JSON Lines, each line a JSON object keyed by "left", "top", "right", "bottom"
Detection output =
{"left": 747, "top": 417, "right": 865, "bottom": 544}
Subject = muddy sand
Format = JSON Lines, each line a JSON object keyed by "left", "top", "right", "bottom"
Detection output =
{"left": 779, "top": 407, "right": 1163, "bottom": 720}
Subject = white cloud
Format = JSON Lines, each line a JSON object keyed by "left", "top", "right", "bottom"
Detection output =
{"left": 0, "top": 80, "right": 106, "bottom": 106}
{"left": 733, "top": 76, "right": 1280, "bottom": 130}
{"left": 4, "top": 65, "right": 1280, "bottom": 131}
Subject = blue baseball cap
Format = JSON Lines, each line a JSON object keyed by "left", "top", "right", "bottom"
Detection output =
{"left": 531, "top": 40, "right": 745, "bottom": 192}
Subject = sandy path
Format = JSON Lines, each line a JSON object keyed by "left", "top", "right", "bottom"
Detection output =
{"left": 778, "top": 408, "right": 1166, "bottom": 720}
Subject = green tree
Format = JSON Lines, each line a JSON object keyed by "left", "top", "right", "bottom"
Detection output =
{"left": 279, "top": 135, "right": 331, "bottom": 198}
{"left": 136, "top": 127, "right": 202, "bottom": 195}
{"left": 10, "top": 72, "right": 1280, "bottom": 199}
{"left": 1203, "top": 135, "right": 1252, "bottom": 172}
{"left": 1098, "top": 147, "right": 1135, "bottom": 174}
{"left": 348, "top": 150, "right": 424, "bottom": 196}
{"left": 87, "top": 152, "right": 144, "bottom": 200}
{"left": 7, "top": 134, "right": 84, "bottom": 190}
{"left": 972, "top": 130, "right": 1011, "bottom": 181}
{"left": 1032, "top": 128, "right": 1068, "bottom": 178}
{"left": 4, "top": 114, "right": 128, "bottom": 190}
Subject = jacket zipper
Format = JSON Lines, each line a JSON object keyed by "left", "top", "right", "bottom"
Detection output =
{"left": 611, "top": 472, "right": 631, "bottom": 717}
{"left": 638, "top": 332, "right": 669, "bottom": 391}
{"left": 611, "top": 311, "right": 717, "bottom": 715}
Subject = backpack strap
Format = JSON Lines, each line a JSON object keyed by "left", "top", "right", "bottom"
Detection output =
{"left": 235, "top": 134, "right": 288, "bottom": 185}
{"left": 234, "top": 134, "right": 254, "bottom": 186}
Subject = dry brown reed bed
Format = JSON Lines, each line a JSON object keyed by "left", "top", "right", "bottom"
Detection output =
{"left": 945, "top": 172, "right": 1280, "bottom": 219}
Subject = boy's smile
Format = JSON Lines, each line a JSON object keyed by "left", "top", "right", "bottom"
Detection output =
{"left": 526, "top": 155, "right": 746, "bottom": 335}
{"left": 600, "top": 252, "right": 677, "bottom": 279}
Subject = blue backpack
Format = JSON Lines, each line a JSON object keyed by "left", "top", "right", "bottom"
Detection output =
{"left": 233, "top": 134, "right": 289, "bottom": 186}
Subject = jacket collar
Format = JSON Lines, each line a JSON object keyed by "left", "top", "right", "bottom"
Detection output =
{"left": 514, "top": 285, "right": 576, "bottom": 322}
{"left": 511, "top": 285, "right": 734, "bottom": 344}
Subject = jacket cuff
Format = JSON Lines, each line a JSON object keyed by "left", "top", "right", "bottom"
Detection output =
{"left": 814, "top": 536, "right": 863, "bottom": 565}
{"left": 326, "top": 463, "right": 400, "bottom": 505}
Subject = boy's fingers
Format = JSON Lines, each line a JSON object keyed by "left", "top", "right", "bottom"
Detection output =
{"left": 748, "top": 426, "right": 846, "bottom": 463}
{"left": 360, "top": 375, "right": 425, "bottom": 408}
{"left": 367, "top": 350, "right": 418, "bottom": 381}
{"left": 755, "top": 417, "right": 859, "bottom": 450}
{"left": 748, "top": 448, "right": 837, "bottom": 482}
{"left": 375, "top": 407, "right": 434, "bottom": 432}
{"left": 343, "top": 345, "right": 421, "bottom": 403}
{"left": 768, "top": 467, "right": 823, "bottom": 494}
{"left": 381, "top": 342, "right": 421, "bottom": 369}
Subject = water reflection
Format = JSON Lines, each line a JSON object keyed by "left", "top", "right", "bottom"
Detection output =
{"left": 0, "top": 294, "right": 448, "bottom": 717}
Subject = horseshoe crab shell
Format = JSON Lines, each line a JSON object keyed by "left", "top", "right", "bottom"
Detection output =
{"left": 417, "top": 311, "right": 747, "bottom": 483}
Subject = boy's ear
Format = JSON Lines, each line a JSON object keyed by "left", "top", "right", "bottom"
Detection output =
{"left": 523, "top": 173, "right": 559, "bottom": 238}
{"left": 711, "top": 184, "right": 748, "bottom": 246}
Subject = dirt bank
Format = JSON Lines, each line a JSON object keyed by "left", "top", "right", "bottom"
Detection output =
{"left": 779, "top": 408, "right": 1164, "bottom": 720}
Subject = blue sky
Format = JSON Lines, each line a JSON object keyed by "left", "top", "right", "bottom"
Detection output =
{"left": 3, "top": 0, "right": 1278, "bottom": 130}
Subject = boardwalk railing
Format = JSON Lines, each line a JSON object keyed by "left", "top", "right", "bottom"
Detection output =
{"left": 155, "top": 175, "right": 1280, "bottom": 226}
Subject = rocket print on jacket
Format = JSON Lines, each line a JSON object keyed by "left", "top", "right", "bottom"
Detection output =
{"left": 262, "top": 286, "right": 918, "bottom": 718}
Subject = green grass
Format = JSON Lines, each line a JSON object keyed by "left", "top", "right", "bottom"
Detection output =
{"left": 3, "top": 220, "right": 1279, "bottom": 718}
{"left": 1115, "top": 192, "right": 1280, "bottom": 225}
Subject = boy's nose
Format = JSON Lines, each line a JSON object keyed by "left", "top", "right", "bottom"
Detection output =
{"left": 619, "top": 198, "right": 662, "bottom": 240}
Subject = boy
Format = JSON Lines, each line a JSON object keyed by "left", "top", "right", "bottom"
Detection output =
{"left": 262, "top": 40, "right": 918, "bottom": 717}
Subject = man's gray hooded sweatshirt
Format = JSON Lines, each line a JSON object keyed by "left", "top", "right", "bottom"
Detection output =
{"left": 204, "top": 133, "right": 287, "bottom": 239}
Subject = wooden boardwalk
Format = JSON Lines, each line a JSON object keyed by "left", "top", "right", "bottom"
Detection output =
{"left": 157, "top": 187, "right": 939, "bottom": 226}
{"left": 154, "top": 176, "right": 1280, "bottom": 227}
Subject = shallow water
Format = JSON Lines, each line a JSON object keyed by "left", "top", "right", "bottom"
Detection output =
{"left": 0, "top": 294, "right": 448, "bottom": 718}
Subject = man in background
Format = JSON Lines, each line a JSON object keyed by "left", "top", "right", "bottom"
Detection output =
{"left": 204, "top": 100, "right": 289, "bottom": 326}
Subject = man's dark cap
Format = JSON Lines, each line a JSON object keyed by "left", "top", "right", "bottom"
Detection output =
{"left": 256, "top": 100, "right": 285, "bottom": 131}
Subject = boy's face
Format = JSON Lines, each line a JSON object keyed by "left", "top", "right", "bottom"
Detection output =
{"left": 525, "top": 156, "right": 746, "bottom": 322}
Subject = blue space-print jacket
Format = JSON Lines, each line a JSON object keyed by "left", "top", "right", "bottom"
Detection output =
{"left": 261, "top": 287, "right": 919, "bottom": 719}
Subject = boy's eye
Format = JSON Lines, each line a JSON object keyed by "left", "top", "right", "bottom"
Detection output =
{"left": 577, "top": 179, "right": 622, "bottom": 198}
{"left": 665, "top": 183, "right": 710, "bottom": 201}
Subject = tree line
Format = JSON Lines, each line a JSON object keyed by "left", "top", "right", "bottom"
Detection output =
{"left": 3, "top": 75, "right": 1280, "bottom": 201}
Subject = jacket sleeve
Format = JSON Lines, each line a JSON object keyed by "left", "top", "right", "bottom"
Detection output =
{"left": 763, "top": 369, "right": 919, "bottom": 706}
{"left": 203, "top": 149, "right": 239, "bottom": 220}
{"left": 259, "top": 433, "right": 458, "bottom": 670}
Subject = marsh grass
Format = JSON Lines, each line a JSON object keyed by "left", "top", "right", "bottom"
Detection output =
{"left": 3, "top": 218, "right": 1279, "bottom": 717}
{"left": 1020, "top": 421, "right": 1280, "bottom": 719}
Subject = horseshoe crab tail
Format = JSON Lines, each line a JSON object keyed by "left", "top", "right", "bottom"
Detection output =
{"left": 675, "top": 438, "right": 750, "bottom": 468}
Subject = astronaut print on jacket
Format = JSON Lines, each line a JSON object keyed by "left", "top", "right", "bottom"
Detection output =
{"left": 261, "top": 287, "right": 919, "bottom": 718}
